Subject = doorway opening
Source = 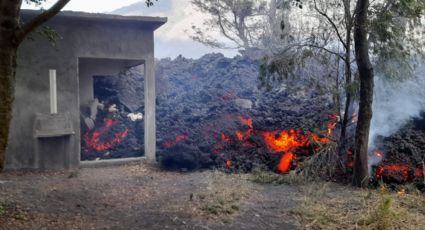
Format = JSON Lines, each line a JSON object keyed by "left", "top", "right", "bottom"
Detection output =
{"left": 78, "top": 57, "right": 145, "bottom": 161}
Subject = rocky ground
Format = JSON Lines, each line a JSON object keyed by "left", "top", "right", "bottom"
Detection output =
{"left": 1, "top": 162, "right": 425, "bottom": 230}
{"left": 380, "top": 113, "right": 425, "bottom": 166}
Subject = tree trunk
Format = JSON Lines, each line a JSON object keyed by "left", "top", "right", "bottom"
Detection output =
{"left": 339, "top": 42, "right": 352, "bottom": 145}
{"left": 339, "top": 10, "right": 352, "bottom": 151}
{"left": 0, "top": 40, "right": 18, "bottom": 171}
{"left": 352, "top": 0, "right": 374, "bottom": 187}
{"left": 0, "top": 0, "right": 21, "bottom": 171}
{"left": 0, "top": 0, "right": 70, "bottom": 171}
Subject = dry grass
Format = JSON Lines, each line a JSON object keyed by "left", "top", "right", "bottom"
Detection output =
{"left": 290, "top": 182, "right": 425, "bottom": 230}
{"left": 300, "top": 142, "right": 344, "bottom": 180}
{"left": 251, "top": 168, "right": 307, "bottom": 185}
{"left": 191, "top": 171, "right": 252, "bottom": 222}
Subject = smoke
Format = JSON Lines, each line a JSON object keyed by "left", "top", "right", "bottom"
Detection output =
{"left": 369, "top": 65, "right": 425, "bottom": 151}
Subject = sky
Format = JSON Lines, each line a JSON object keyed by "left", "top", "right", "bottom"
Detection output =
{"left": 22, "top": 0, "right": 238, "bottom": 59}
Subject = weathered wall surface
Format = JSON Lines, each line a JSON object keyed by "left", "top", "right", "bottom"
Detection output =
{"left": 5, "top": 12, "right": 162, "bottom": 170}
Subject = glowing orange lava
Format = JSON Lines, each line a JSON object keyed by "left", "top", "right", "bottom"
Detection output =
{"left": 221, "top": 133, "right": 232, "bottom": 143}
{"left": 326, "top": 114, "right": 338, "bottom": 136}
{"left": 261, "top": 129, "right": 307, "bottom": 153}
{"left": 376, "top": 164, "right": 411, "bottom": 182}
{"left": 239, "top": 116, "right": 253, "bottom": 128}
{"left": 226, "top": 160, "right": 232, "bottom": 168}
{"left": 83, "top": 118, "right": 129, "bottom": 151}
{"left": 213, "top": 114, "right": 338, "bottom": 173}
{"left": 415, "top": 167, "right": 424, "bottom": 178}
{"left": 163, "top": 134, "right": 189, "bottom": 148}
{"left": 276, "top": 152, "right": 296, "bottom": 173}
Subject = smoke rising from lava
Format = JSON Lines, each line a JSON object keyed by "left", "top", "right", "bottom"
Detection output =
{"left": 369, "top": 65, "right": 425, "bottom": 154}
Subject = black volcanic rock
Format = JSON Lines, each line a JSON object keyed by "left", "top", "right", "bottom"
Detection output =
{"left": 154, "top": 53, "right": 334, "bottom": 171}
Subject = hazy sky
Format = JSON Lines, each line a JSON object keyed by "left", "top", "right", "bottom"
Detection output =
{"left": 22, "top": 0, "right": 141, "bottom": 13}
{"left": 22, "top": 0, "right": 238, "bottom": 59}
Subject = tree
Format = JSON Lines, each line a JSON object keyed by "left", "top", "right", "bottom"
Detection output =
{"left": 308, "top": 0, "right": 356, "bottom": 153}
{"left": 259, "top": 0, "right": 359, "bottom": 157}
{"left": 0, "top": 0, "right": 70, "bottom": 171}
{"left": 190, "top": 0, "right": 293, "bottom": 50}
{"left": 351, "top": 0, "right": 373, "bottom": 187}
{"left": 191, "top": 0, "right": 266, "bottom": 49}
{"left": 259, "top": 0, "right": 424, "bottom": 186}
{"left": 351, "top": 0, "right": 425, "bottom": 187}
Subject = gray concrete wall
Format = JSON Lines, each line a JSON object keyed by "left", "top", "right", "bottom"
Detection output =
{"left": 5, "top": 13, "right": 161, "bottom": 170}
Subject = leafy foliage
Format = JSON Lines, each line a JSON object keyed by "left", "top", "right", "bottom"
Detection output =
{"left": 369, "top": 0, "right": 425, "bottom": 79}
{"left": 35, "top": 26, "right": 61, "bottom": 46}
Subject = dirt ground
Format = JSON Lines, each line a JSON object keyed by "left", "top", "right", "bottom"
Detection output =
{"left": 0, "top": 162, "right": 299, "bottom": 230}
{"left": 1, "top": 162, "right": 424, "bottom": 230}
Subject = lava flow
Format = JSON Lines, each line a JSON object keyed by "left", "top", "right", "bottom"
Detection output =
{"left": 215, "top": 114, "right": 338, "bottom": 173}
{"left": 261, "top": 115, "right": 338, "bottom": 173}
{"left": 83, "top": 118, "right": 129, "bottom": 152}
{"left": 163, "top": 134, "right": 189, "bottom": 148}
{"left": 375, "top": 163, "right": 412, "bottom": 182}
{"left": 261, "top": 129, "right": 308, "bottom": 153}
{"left": 276, "top": 152, "right": 296, "bottom": 173}
{"left": 375, "top": 163, "right": 424, "bottom": 183}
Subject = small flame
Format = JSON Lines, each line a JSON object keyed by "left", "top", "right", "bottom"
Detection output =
{"left": 235, "top": 131, "right": 244, "bottom": 141}
{"left": 239, "top": 116, "right": 253, "bottom": 128}
{"left": 226, "top": 160, "right": 232, "bottom": 168}
{"left": 221, "top": 133, "right": 232, "bottom": 143}
{"left": 276, "top": 152, "right": 296, "bottom": 173}
{"left": 326, "top": 114, "right": 338, "bottom": 136}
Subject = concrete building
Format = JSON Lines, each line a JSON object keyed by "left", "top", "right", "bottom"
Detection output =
{"left": 5, "top": 10, "right": 166, "bottom": 170}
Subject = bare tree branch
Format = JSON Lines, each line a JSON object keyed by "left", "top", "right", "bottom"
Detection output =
{"left": 217, "top": 13, "right": 244, "bottom": 48}
{"left": 272, "top": 42, "right": 346, "bottom": 61}
{"left": 313, "top": 0, "right": 348, "bottom": 50}
{"left": 16, "top": 0, "right": 70, "bottom": 43}
{"left": 296, "top": 43, "right": 346, "bottom": 61}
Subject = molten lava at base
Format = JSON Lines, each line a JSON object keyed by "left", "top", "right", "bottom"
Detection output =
{"left": 276, "top": 152, "right": 296, "bottom": 173}
{"left": 83, "top": 118, "right": 129, "bottom": 152}
{"left": 375, "top": 163, "right": 424, "bottom": 183}
{"left": 214, "top": 115, "right": 338, "bottom": 173}
{"left": 163, "top": 134, "right": 189, "bottom": 148}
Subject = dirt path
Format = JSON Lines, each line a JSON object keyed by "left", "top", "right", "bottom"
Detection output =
{"left": 2, "top": 163, "right": 425, "bottom": 229}
{"left": 0, "top": 163, "right": 300, "bottom": 230}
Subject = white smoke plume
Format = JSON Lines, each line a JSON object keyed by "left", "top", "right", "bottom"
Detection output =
{"left": 369, "top": 65, "right": 425, "bottom": 152}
